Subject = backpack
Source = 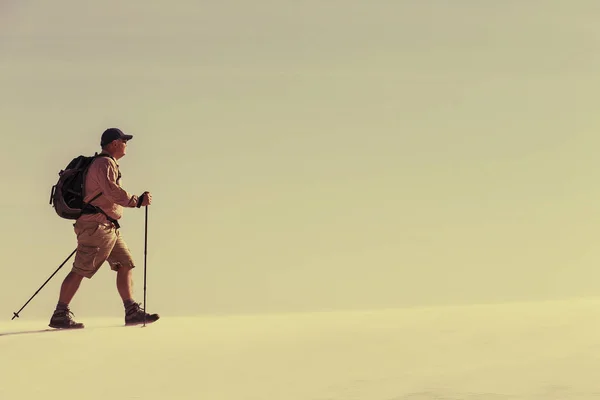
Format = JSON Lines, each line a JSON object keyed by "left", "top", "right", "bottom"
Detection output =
{"left": 50, "top": 153, "right": 113, "bottom": 221}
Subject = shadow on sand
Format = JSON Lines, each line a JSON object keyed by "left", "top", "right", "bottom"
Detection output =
{"left": 0, "top": 324, "right": 129, "bottom": 337}
{"left": 0, "top": 328, "right": 67, "bottom": 337}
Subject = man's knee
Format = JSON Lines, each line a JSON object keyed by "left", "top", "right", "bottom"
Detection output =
{"left": 70, "top": 270, "right": 86, "bottom": 279}
{"left": 66, "top": 270, "right": 87, "bottom": 281}
{"left": 71, "top": 266, "right": 98, "bottom": 279}
{"left": 112, "top": 262, "right": 135, "bottom": 273}
{"left": 108, "top": 239, "right": 135, "bottom": 273}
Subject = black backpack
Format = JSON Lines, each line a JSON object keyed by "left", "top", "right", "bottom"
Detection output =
{"left": 50, "top": 153, "right": 118, "bottom": 226}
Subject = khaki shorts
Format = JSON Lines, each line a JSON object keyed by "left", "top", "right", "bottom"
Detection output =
{"left": 72, "top": 220, "right": 135, "bottom": 278}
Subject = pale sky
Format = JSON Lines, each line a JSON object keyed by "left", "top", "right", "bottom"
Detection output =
{"left": 2, "top": 1, "right": 600, "bottom": 319}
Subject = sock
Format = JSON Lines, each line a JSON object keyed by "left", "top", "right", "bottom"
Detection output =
{"left": 54, "top": 302, "right": 69, "bottom": 315}
{"left": 124, "top": 299, "right": 136, "bottom": 311}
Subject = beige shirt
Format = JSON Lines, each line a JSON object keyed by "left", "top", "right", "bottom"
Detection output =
{"left": 78, "top": 153, "right": 140, "bottom": 223}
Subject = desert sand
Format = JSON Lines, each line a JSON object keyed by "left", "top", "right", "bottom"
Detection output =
{"left": 2, "top": 297, "right": 600, "bottom": 399}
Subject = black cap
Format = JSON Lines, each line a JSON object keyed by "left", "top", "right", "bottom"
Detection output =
{"left": 101, "top": 128, "right": 133, "bottom": 147}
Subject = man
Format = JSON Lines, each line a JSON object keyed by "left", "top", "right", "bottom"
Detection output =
{"left": 49, "top": 127, "right": 160, "bottom": 329}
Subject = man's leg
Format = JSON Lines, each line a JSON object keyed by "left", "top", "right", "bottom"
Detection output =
{"left": 58, "top": 271, "right": 85, "bottom": 305}
{"left": 49, "top": 271, "right": 86, "bottom": 329}
{"left": 116, "top": 266, "right": 145, "bottom": 323}
{"left": 49, "top": 270, "right": 87, "bottom": 329}
{"left": 116, "top": 265, "right": 133, "bottom": 303}
{"left": 49, "top": 222, "right": 114, "bottom": 329}
{"left": 109, "top": 231, "right": 159, "bottom": 325}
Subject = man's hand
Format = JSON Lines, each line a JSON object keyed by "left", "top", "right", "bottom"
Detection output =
{"left": 141, "top": 191, "right": 152, "bottom": 206}
{"left": 137, "top": 191, "right": 152, "bottom": 207}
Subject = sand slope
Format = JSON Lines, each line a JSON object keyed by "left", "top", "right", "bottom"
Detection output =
{"left": 2, "top": 298, "right": 600, "bottom": 399}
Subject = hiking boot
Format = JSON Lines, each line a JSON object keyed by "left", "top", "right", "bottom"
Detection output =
{"left": 49, "top": 308, "right": 84, "bottom": 329}
{"left": 125, "top": 302, "right": 160, "bottom": 326}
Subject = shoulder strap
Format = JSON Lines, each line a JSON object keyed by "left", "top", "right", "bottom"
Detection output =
{"left": 94, "top": 152, "right": 115, "bottom": 162}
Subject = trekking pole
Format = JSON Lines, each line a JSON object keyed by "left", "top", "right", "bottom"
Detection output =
{"left": 143, "top": 205, "right": 148, "bottom": 327}
{"left": 12, "top": 248, "right": 77, "bottom": 320}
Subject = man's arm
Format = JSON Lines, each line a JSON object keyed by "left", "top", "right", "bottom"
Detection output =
{"left": 95, "top": 158, "right": 140, "bottom": 207}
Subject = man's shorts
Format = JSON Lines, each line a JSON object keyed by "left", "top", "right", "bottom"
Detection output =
{"left": 72, "top": 220, "right": 135, "bottom": 278}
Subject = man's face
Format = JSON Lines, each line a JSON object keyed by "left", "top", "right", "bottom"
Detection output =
{"left": 110, "top": 138, "right": 128, "bottom": 159}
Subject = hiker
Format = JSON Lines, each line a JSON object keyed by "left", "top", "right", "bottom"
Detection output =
{"left": 49, "top": 128, "right": 160, "bottom": 329}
